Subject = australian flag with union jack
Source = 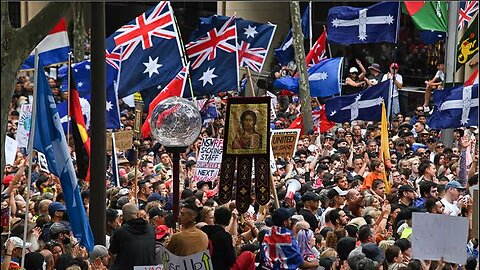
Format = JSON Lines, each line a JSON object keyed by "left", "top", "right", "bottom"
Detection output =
{"left": 186, "top": 15, "right": 239, "bottom": 97}
{"left": 236, "top": 18, "right": 276, "bottom": 73}
{"left": 261, "top": 226, "right": 303, "bottom": 270}
{"left": 106, "top": 1, "right": 184, "bottom": 98}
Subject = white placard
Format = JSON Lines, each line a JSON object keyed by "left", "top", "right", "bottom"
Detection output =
{"left": 17, "top": 104, "right": 32, "bottom": 148}
{"left": 193, "top": 138, "right": 223, "bottom": 184}
{"left": 5, "top": 136, "right": 18, "bottom": 165}
{"left": 411, "top": 212, "right": 469, "bottom": 264}
{"left": 37, "top": 151, "right": 50, "bottom": 173}
{"left": 133, "top": 246, "right": 213, "bottom": 270}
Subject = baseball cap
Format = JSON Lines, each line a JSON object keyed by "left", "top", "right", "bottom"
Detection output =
{"left": 362, "top": 243, "right": 384, "bottom": 263}
{"left": 398, "top": 185, "right": 415, "bottom": 193}
{"left": 349, "top": 67, "right": 359, "bottom": 73}
{"left": 118, "top": 188, "right": 130, "bottom": 197}
{"left": 148, "top": 207, "right": 168, "bottom": 219}
{"left": 155, "top": 225, "right": 171, "bottom": 240}
{"left": 327, "top": 187, "right": 348, "bottom": 199}
{"left": 2, "top": 174, "right": 14, "bottom": 186}
{"left": 89, "top": 245, "right": 108, "bottom": 261}
{"left": 5, "top": 236, "right": 31, "bottom": 249}
{"left": 301, "top": 191, "right": 321, "bottom": 202}
{"left": 271, "top": 208, "right": 295, "bottom": 226}
{"left": 147, "top": 193, "right": 166, "bottom": 203}
{"left": 445, "top": 180, "right": 466, "bottom": 190}
{"left": 106, "top": 208, "right": 119, "bottom": 221}
{"left": 48, "top": 202, "right": 66, "bottom": 213}
{"left": 49, "top": 222, "right": 71, "bottom": 235}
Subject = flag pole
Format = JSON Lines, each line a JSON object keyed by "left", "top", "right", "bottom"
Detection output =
{"left": 67, "top": 53, "right": 72, "bottom": 143}
{"left": 170, "top": 3, "right": 195, "bottom": 100}
{"left": 308, "top": 1, "right": 313, "bottom": 49}
{"left": 245, "top": 66, "right": 257, "bottom": 97}
{"left": 21, "top": 49, "right": 40, "bottom": 268}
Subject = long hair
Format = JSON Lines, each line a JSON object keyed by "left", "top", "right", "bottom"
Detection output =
{"left": 297, "top": 228, "right": 315, "bottom": 257}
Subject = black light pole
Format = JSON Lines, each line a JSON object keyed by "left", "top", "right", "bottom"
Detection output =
{"left": 90, "top": 2, "right": 106, "bottom": 245}
{"left": 165, "top": 146, "right": 187, "bottom": 227}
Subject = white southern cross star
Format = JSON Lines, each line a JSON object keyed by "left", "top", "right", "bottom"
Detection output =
{"left": 106, "top": 101, "right": 113, "bottom": 111}
{"left": 85, "top": 64, "right": 91, "bottom": 70}
{"left": 143, "top": 56, "right": 163, "bottom": 78}
{"left": 310, "top": 71, "right": 328, "bottom": 81}
{"left": 77, "top": 81, "right": 84, "bottom": 88}
{"left": 244, "top": 25, "right": 258, "bottom": 39}
{"left": 199, "top": 67, "right": 218, "bottom": 86}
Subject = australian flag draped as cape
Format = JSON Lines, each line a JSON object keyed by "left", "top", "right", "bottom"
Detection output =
{"left": 261, "top": 226, "right": 302, "bottom": 270}
{"left": 33, "top": 62, "right": 94, "bottom": 251}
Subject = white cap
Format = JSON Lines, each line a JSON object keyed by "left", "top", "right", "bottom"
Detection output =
{"left": 349, "top": 67, "right": 359, "bottom": 73}
{"left": 308, "top": 145, "right": 318, "bottom": 153}
{"left": 5, "top": 236, "right": 31, "bottom": 249}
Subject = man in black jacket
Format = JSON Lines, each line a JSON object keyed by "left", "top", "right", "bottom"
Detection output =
{"left": 201, "top": 207, "right": 237, "bottom": 270}
{"left": 109, "top": 203, "right": 156, "bottom": 270}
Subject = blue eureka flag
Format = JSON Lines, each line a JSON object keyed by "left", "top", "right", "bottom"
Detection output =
{"left": 33, "top": 62, "right": 94, "bottom": 251}
{"left": 273, "top": 57, "right": 343, "bottom": 97}
{"left": 274, "top": 5, "right": 310, "bottom": 65}
{"left": 428, "top": 83, "right": 478, "bottom": 129}
{"left": 325, "top": 80, "right": 390, "bottom": 123}
{"left": 327, "top": 2, "right": 400, "bottom": 45}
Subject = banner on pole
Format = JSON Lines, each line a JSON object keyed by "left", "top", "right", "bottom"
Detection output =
{"left": 270, "top": 129, "right": 300, "bottom": 158}
{"left": 193, "top": 137, "right": 223, "bottom": 184}
{"left": 106, "top": 130, "right": 134, "bottom": 151}
{"left": 133, "top": 246, "right": 213, "bottom": 270}
{"left": 17, "top": 104, "right": 33, "bottom": 148}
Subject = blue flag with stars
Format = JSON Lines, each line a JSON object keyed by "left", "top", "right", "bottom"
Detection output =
{"left": 273, "top": 57, "right": 343, "bottom": 97}
{"left": 427, "top": 83, "right": 478, "bottom": 129}
{"left": 33, "top": 62, "right": 94, "bottom": 251}
{"left": 274, "top": 5, "right": 310, "bottom": 65}
{"left": 325, "top": 80, "right": 390, "bottom": 123}
{"left": 327, "top": 2, "right": 400, "bottom": 45}
{"left": 106, "top": 2, "right": 184, "bottom": 98}
{"left": 186, "top": 15, "right": 239, "bottom": 97}
{"left": 58, "top": 60, "right": 121, "bottom": 130}
{"left": 236, "top": 18, "right": 276, "bottom": 73}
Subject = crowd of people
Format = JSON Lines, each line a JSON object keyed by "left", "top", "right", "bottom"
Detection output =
{"left": 2, "top": 49, "right": 479, "bottom": 270}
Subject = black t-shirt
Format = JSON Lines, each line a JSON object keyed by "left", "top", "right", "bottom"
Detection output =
{"left": 298, "top": 208, "right": 319, "bottom": 231}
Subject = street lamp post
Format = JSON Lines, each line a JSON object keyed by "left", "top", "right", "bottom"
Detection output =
{"left": 149, "top": 97, "right": 202, "bottom": 225}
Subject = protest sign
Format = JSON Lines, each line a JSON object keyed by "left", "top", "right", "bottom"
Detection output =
{"left": 37, "top": 151, "right": 50, "bottom": 173}
{"left": 411, "top": 212, "right": 469, "bottom": 264}
{"left": 106, "top": 130, "right": 134, "bottom": 151}
{"left": 270, "top": 129, "right": 300, "bottom": 158}
{"left": 17, "top": 104, "right": 32, "bottom": 148}
{"left": 5, "top": 136, "right": 18, "bottom": 165}
{"left": 193, "top": 137, "right": 223, "bottom": 183}
{"left": 133, "top": 246, "right": 213, "bottom": 270}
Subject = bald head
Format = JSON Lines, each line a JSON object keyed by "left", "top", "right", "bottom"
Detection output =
{"left": 122, "top": 203, "right": 139, "bottom": 221}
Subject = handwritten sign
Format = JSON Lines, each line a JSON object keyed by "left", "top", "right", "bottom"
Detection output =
{"left": 106, "top": 130, "right": 134, "bottom": 151}
{"left": 133, "top": 246, "right": 213, "bottom": 270}
{"left": 5, "top": 136, "right": 18, "bottom": 165}
{"left": 17, "top": 104, "right": 32, "bottom": 148}
{"left": 270, "top": 129, "right": 300, "bottom": 158}
{"left": 193, "top": 138, "right": 223, "bottom": 183}
{"left": 411, "top": 212, "right": 469, "bottom": 264}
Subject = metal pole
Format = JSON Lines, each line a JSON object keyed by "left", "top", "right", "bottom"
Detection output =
{"left": 21, "top": 49, "right": 39, "bottom": 268}
{"left": 90, "top": 2, "right": 106, "bottom": 246}
{"left": 441, "top": 1, "right": 459, "bottom": 148}
{"left": 165, "top": 147, "right": 187, "bottom": 230}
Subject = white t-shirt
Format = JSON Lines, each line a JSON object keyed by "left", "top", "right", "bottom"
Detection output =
{"left": 441, "top": 198, "right": 461, "bottom": 216}
{"left": 381, "top": 73, "right": 403, "bottom": 97}
{"left": 434, "top": 70, "right": 445, "bottom": 82}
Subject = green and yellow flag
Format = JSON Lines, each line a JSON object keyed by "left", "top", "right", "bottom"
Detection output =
{"left": 457, "top": 16, "right": 479, "bottom": 70}
{"left": 403, "top": 2, "right": 448, "bottom": 32}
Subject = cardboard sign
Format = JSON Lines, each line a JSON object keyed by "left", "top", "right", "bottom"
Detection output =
{"left": 5, "top": 136, "right": 18, "bottom": 165}
{"left": 134, "top": 246, "right": 213, "bottom": 270}
{"left": 193, "top": 138, "right": 223, "bottom": 183}
{"left": 270, "top": 129, "right": 300, "bottom": 158}
{"left": 411, "top": 212, "right": 469, "bottom": 264}
{"left": 106, "top": 130, "right": 134, "bottom": 151}
{"left": 37, "top": 151, "right": 50, "bottom": 173}
{"left": 17, "top": 104, "right": 32, "bottom": 148}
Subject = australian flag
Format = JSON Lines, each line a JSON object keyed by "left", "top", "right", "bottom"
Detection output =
{"left": 261, "top": 226, "right": 303, "bottom": 270}
{"left": 458, "top": 1, "right": 478, "bottom": 31}
{"left": 428, "top": 83, "right": 478, "bottom": 129}
{"left": 196, "top": 97, "right": 218, "bottom": 123}
{"left": 236, "top": 18, "right": 277, "bottom": 73}
{"left": 58, "top": 60, "right": 121, "bottom": 130}
{"left": 32, "top": 62, "right": 94, "bottom": 251}
{"left": 186, "top": 15, "right": 239, "bottom": 97}
{"left": 273, "top": 57, "right": 343, "bottom": 97}
{"left": 274, "top": 5, "right": 310, "bottom": 65}
{"left": 325, "top": 80, "right": 390, "bottom": 123}
{"left": 107, "top": 2, "right": 184, "bottom": 98}
{"left": 327, "top": 2, "right": 400, "bottom": 45}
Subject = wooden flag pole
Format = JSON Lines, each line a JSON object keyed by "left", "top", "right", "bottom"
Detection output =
{"left": 132, "top": 101, "right": 144, "bottom": 205}
{"left": 245, "top": 66, "right": 257, "bottom": 97}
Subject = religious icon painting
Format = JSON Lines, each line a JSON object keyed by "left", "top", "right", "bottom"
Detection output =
{"left": 219, "top": 97, "right": 271, "bottom": 212}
